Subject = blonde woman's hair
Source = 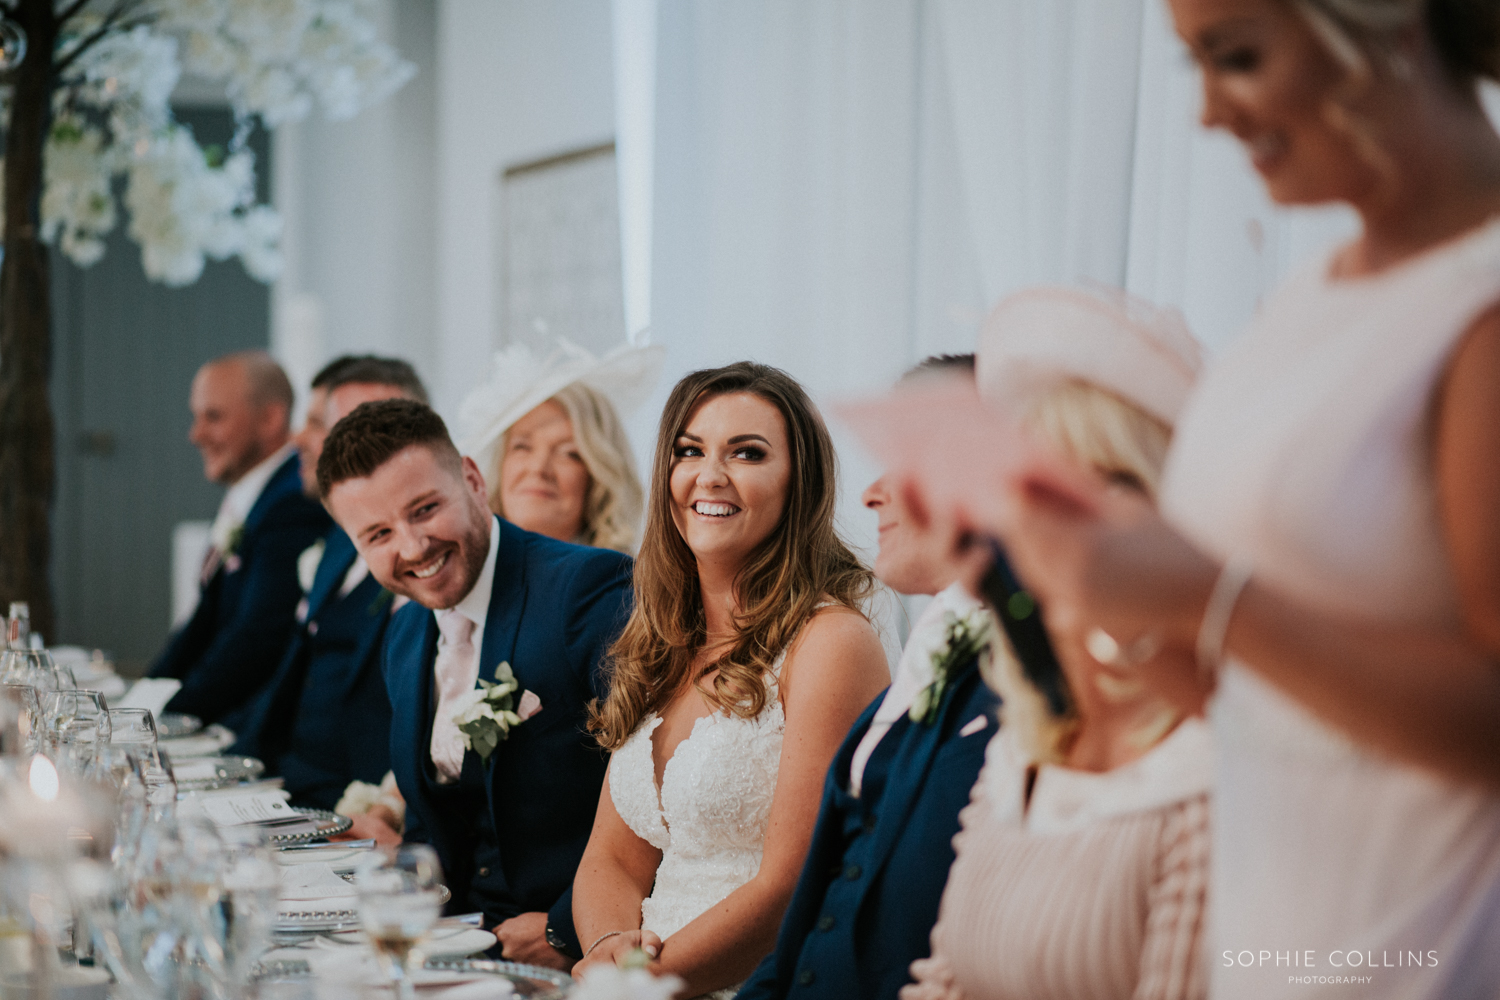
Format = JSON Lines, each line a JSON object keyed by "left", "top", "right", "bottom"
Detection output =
{"left": 588, "top": 362, "right": 874, "bottom": 752}
{"left": 488, "top": 383, "right": 644, "bottom": 554}
{"left": 986, "top": 379, "right": 1178, "bottom": 764}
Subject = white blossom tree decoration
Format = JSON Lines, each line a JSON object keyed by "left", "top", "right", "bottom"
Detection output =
{"left": 30, "top": 0, "right": 413, "bottom": 284}
{"left": 0, "top": 0, "right": 414, "bottom": 637}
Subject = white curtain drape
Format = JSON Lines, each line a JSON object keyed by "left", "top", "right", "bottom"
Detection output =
{"left": 643, "top": 0, "right": 1364, "bottom": 646}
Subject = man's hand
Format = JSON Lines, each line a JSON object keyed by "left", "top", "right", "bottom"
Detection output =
{"left": 495, "top": 911, "right": 573, "bottom": 971}
{"left": 335, "top": 813, "right": 401, "bottom": 849}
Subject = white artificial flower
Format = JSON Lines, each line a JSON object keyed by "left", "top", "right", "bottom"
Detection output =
{"left": 157, "top": 0, "right": 230, "bottom": 34}
{"left": 239, "top": 205, "right": 284, "bottom": 281}
{"left": 181, "top": 29, "right": 239, "bottom": 78}
{"left": 569, "top": 966, "right": 684, "bottom": 1000}
{"left": 39, "top": 0, "right": 407, "bottom": 284}
{"left": 40, "top": 119, "right": 118, "bottom": 267}
{"left": 333, "top": 779, "right": 381, "bottom": 817}
{"left": 450, "top": 688, "right": 495, "bottom": 731}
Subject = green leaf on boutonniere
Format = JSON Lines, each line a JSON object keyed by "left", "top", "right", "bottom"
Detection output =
{"left": 452, "top": 662, "right": 529, "bottom": 761}
{"left": 225, "top": 524, "right": 245, "bottom": 558}
{"left": 367, "top": 587, "right": 395, "bottom": 617}
{"left": 909, "top": 611, "right": 994, "bottom": 726}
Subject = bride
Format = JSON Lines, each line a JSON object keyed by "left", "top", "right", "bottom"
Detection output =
{"left": 572, "top": 362, "right": 890, "bottom": 996}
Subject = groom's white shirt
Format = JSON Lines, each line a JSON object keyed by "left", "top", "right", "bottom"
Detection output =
{"left": 434, "top": 515, "right": 500, "bottom": 702}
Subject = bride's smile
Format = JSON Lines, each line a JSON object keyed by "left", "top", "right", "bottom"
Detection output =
{"left": 670, "top": 391, "right": 792, "bottom": 569}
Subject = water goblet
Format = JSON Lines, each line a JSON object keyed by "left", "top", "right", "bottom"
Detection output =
{"left": 215, "top": 825, "right": 279, "bottom": 993}
{"left": 107, "top": 708, "right": 157, "bottom": 748}
{"left": 355, "top": 845, "right": 444, "bottom": 1000}
{"left": 0, "top": 684, "right": 41, "bottom": 754}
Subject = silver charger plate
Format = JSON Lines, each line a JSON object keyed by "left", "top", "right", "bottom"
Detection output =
{"left": 156, "top": 712, "right": 203, "bottom": 737}
{"left": 271, "top": 907, "right": 361, "bottom": 935}
{"left": 253, "top": 958, "right": 570, "bottom": 1000}
{"left": 272, "top": 885, "right": 453, "bottom": 937}
{"left": 171, "top": 754, "right": 264, "bottom": 790}
{"left": 267, "top": 808, "right": 354, "bottom": 847}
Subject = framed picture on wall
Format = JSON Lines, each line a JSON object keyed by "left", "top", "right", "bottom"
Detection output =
{"left": 496, "top": 141, "right": 627, "bottom": 354}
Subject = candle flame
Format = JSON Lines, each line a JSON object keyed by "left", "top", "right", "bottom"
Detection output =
{"left": 28, "top": 754, "right": 59, "bottom": 802}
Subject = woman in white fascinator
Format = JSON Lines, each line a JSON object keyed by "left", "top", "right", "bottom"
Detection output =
{"left": 457, "top": 338, "right": 665, "bottom": 554}
{"left": 903, "top": 286, "right": 1211, "bottom": 1000}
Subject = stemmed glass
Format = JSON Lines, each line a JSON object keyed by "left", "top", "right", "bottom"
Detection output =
{"left": 214, "top": 825, "right": 279, "bottom": 993}
{"left": 108, "top": 709, "right": 175, "bottom": 815}
{"left": 55, "top": 690, "right": 111, "bottom": 774}
{"left": 1, "top": 684, "right": 42, "bottom": 754}
{"left": 108, "top": 707, "right": 157, "bottom": 747}
{"left": 356, "top": 845, "right": 444, "bottom": 1000}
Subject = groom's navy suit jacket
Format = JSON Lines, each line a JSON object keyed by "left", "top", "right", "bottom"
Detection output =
{"left": 739, "top": 655, "right": 997, "bottom": 1000}
{"left": 231, "top": 525, "right": 394, "bottom": 809}
{"left": 152, "top": 453, "right": 329, "bottom": 730}
{"left": 383, "top": 518, "right": 632, "bottom": 941}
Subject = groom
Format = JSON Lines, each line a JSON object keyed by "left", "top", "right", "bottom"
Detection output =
{"left": 318, "top": 399, "right": 632, "bottom": 970}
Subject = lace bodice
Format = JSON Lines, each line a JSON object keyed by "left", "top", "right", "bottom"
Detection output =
{"left": 610, "top": 677, "right": 785, "bottom": 946}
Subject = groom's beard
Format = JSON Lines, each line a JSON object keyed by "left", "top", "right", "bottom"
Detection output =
{"left": 387, "top": 503, "right": 492, "bottom": 610}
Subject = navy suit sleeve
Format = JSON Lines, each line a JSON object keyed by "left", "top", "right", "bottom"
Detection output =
{"left": 161, "top": 494, "right": 328, "bottom": 723}
{"left": 151, "top": 586, "right": 218, "bottom": 681}
{"left": 546, "top": 885, "right": 582, "bottom": 959}
{"left": 561, "top": 548, "right": 635, "bottom": 702}
{"left": 738, "top": 953, "right": 780, "bottom": 1000}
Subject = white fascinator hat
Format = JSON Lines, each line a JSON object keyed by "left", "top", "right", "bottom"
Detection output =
{"left": 456, "top": 335, "right": 667, "bottom": 479}
{"left": 976, "top": 285, "right": 1203, "bottom": 424}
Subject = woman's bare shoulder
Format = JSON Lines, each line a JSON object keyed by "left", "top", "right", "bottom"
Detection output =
{"left": 779, "top": 599, "right": 888, "bottom": 705}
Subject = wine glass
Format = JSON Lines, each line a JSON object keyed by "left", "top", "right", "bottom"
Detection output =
{"left": 55, "top": 691, "right": 112, "bottom": 772}
{"left": 0, "top": 684, "right": 41, "bottom": 754}
{"left": 214, "top": 825, "right": 279, "bottom": 993}
{"left": 108, "top": 708, "right": 157, "bottom": 748}
{"left": 355, "top": 845, "right": 444, "bottom": 1000}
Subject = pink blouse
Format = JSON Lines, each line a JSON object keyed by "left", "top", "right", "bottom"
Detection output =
{"left": 903, "top": 720, "right": 1212, "bottom": 1000}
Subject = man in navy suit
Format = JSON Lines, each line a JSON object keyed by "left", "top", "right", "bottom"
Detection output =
{"left": 151, "top": 351, "right": 329, "bottom": 729}
{"left": 232, "top": 356, "right": 429, "bottom": 809}
{"left": 741, "top": 355, "right": 999, "bottom": 1000}
{"left": 318, "top": 399, "right": 632, "bottom": 972}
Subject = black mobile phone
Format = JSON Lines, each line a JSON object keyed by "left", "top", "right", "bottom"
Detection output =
{"left": 977, "top": 540, "right": 1072, "bottom": 718}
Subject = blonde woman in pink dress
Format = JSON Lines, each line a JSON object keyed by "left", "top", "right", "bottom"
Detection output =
{"left": 901, "top": 288, "right": 1211, "bottom": 1000}
{"left": 942, "top": 1, "right": 1500, "bottom": 997}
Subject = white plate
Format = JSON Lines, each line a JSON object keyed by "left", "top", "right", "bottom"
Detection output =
{"left": 160, "top": 723, "right": 235, "bottom": 758}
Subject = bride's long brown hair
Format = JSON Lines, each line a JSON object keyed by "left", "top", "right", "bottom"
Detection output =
{"left": 589, "top": 362, "right": 873, "bottom": 752}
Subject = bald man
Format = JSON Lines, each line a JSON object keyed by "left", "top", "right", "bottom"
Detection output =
{"left": 233, "top": 357, "right": 430, "bottom": 808}
{"left": 150, "top": 351, "right": 330, "bottom": 729}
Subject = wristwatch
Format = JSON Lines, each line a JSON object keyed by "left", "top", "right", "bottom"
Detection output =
{"left": 545, "top": 923, "right": 579, "bottom": 959}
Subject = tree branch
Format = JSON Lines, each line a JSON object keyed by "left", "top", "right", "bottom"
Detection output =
{"left": 53, "top": 0, "right": 149, "bottom": 73}
{"left": 54, "top": 0, "right": 95, "bottom": 26}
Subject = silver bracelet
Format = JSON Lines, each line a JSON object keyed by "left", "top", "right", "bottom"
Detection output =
{"left": 1195, "top": 555, "right": 1254, "bottom": 679}
{"left": 584, "top": 930, "right": 626, "bottom": 958}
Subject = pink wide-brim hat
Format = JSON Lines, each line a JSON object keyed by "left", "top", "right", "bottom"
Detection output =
{"left": 976, "top": 286, "right": 1204, "bottom": 425}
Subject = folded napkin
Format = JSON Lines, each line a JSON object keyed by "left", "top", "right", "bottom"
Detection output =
{"left": 171, "top": 759, "right": 223, "bottom": 783}
{"left": 273, "top": 845, "right": 368, "bottom": 867}
{"left": 116, "top": 678, "right": 182, "bottom": 718}
{"left": 278, "top": 864, "right": 358, "bottom": 902}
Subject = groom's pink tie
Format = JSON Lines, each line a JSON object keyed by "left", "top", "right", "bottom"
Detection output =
{"left": 430, "top": 609, "right": 477, "bottom": 782}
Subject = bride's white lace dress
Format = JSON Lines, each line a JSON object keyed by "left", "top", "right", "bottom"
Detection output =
{"left": 609, "top": 661, "right": 787, "bottom": 999}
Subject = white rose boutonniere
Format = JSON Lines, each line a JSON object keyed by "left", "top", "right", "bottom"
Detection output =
{"left": 452, "top": 662, "right": 544, "bottom": 761}
{"left": 909, "top": 610, "right": 993, "bottom": 725}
